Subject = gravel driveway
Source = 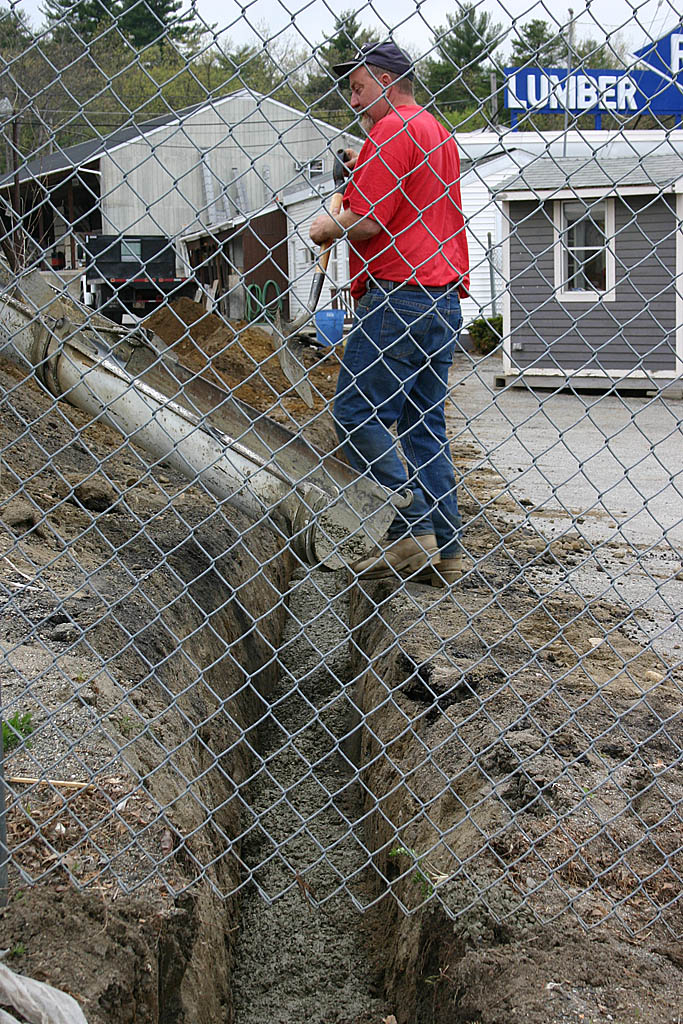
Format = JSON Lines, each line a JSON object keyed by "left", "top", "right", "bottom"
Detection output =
{"left": 447, "top": 351, "right": 683, "bottom": 658}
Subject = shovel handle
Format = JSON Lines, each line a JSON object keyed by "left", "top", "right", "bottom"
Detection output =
{"left": 308, "top": 191, "right": 344, "bottom": 311}
{"left": 318, "top": 191, "right": 344, "bottom": 274}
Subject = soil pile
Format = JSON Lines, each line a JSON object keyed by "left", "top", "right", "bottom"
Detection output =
{"left": 146, "top": 299, "right": 342, "bottom": 451}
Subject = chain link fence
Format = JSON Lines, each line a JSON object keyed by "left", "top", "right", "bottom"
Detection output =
{"left": 0, "top": 0, "right": 681, "bottom": 948}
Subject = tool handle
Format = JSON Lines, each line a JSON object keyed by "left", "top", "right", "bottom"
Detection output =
{"left": 318, "top": 191, "right": 344, "bottom": 274}
{"left": 307, "top": 192, "right": 344, "bottom": 310}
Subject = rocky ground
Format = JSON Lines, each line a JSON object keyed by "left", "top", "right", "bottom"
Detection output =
{"left": 0, "top": 300, "right": 680, "bottom": 1023}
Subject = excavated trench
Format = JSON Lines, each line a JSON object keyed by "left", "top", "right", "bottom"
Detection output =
{"left": 0, "top": 301, "right": 409, "bottom": 1024}
{"left": 4, "top": 303, "right": 682, "bottom": 1024}
{"left": 0, "top": 350, "right": 399, "bottom": 1023}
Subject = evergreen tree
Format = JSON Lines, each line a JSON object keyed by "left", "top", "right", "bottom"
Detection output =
{"left": 510, "top": 19, "right": 624, "bottom": 70}
{"left": 422, "top": 3, "right": 503, "bottom": 118}
{"left": 510, "top": 19, "right": 565, "bottom": 67}
{"left": 40, "top": 0, "right": 113, "bottom": 42}
{"left": 42, "top": 0, "right": 202, "bottom": 50}
{"left": 0, "top": 3, "right": 34, "bottom": 51}
{"left": 118, "top": 0, "right": 196, "bottom": 49}
{"left": 574, "top": 35, "right": 624, "bottom": 69}
{"left": 304, "top": 11, "right": 377, "bottom": 121}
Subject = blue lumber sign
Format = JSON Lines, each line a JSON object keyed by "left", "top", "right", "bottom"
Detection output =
{"left": 504, "top": 25, "right": 683, "bottom": 126}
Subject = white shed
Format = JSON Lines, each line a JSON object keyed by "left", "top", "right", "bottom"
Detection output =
{"left": 459, "top": 148, "right": 536, "bottom": 324}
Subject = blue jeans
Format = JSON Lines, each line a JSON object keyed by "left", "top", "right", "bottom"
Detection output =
{"left": 333, "top": 284, "right": 463, "bottom": 558}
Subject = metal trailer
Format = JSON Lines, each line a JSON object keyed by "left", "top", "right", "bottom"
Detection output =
{"left": 82, "top": 235, "right": 193, "bottom": 324}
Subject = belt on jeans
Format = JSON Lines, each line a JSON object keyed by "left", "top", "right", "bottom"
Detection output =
{"left": 366, "top": 277, "right": 457, "bottom": 295}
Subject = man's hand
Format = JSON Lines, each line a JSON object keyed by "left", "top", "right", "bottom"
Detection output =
{"left": 342, "top": 148, "right": 359, "bottom": 171}
{"left": 310, "top": 212, "right": 340, "bottom": 246}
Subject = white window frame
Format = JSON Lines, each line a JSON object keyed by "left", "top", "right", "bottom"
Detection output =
{"left": 296, "top": 157, "right": 325, "bottom": 176}
{"left": 553, "top": 197, "right": 616, "bottom": 303}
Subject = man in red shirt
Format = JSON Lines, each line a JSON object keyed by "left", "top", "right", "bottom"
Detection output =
{"left": 310, "top": 40, "right": 469, "bottom": 585}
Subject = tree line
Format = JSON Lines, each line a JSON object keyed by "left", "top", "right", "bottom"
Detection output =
{"left": 0, "top": 0, "right": 634, "bottom": 171}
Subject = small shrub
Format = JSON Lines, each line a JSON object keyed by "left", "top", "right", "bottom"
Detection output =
{"left": 2, "top": 711, "right": 33, "bottom": 752}
{"left": 389, "top": 845, "right": 434, "bottom": 898}
{"left": 466, "top": 315, "right": 503, "bottom": 355}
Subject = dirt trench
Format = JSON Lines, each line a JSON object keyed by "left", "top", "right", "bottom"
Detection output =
{"left": 0, "top": 354, "right": 291, "bottom": 1022}
{"left": 1, "top": 302, "right": 681, "bottom": 1024}
{"left": 230, "top": 568, "right": 389, "bottom": 1024}
{"left": 0, "top": 305, "right": 392, "bottom": 1024}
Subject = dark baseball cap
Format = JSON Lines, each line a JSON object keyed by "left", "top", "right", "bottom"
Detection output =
{"left": 332, "top": 41, "right": 414, "bottom": 80}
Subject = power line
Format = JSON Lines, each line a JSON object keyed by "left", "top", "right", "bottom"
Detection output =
{"left": 8, "top": 112, "right": 351, "bottom": 124}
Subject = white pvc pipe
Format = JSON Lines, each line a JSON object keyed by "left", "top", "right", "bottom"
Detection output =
{"left": 56, "top": 346, "right": 297, "bottom": 525}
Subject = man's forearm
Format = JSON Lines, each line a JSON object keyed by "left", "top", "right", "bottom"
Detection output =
{"left": 338, "top": 208, "right": 382, "bottom": 240}
{"left": 310, "top": 207, "right": 381, "bottom": 244}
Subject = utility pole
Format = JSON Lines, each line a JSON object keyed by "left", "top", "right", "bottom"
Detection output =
{"left": 563, "top": 9, "right": 575, "bottom": 157}
{"left": 489, "top": 72, "right": 498, "bottom": 128}
{"left": 0, "top": 90, "right": 10, "bottom": 900}
{"left": 0, "top": 97, "right": 19, "bottom": 269}
{"left": 12, "top": 113, "right": 21, "bottom": 266}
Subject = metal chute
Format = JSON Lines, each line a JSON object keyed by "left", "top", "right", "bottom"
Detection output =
{"left": 0, "top": 263, "right": 405, "bottom": 570}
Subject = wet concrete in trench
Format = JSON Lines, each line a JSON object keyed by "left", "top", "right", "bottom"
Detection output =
{"left": 231, "top": 567, "right": 389, "bottom": 1024}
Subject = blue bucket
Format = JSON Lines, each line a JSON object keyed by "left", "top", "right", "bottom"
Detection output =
{"left": 315, "top": 308, "right": 345, "bottom": 347}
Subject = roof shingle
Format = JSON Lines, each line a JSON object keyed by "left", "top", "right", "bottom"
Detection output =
{"left": 496, "top": 154, "right": 683, "bottom": 194}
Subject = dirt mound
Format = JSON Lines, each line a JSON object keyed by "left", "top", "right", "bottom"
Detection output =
{"left": 146, "top": 297, "right": 227, "bottom": 347}
{"left": 146, "top": 299, "right": 341, "bottom": 451}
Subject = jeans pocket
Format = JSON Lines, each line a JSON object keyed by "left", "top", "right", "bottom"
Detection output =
{"left": 378, "top": 303, "right": 425, "bottom": 365}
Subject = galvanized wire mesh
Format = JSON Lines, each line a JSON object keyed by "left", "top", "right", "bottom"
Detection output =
{"left": 0, "top": 0, "right": 681, "bottom": 943}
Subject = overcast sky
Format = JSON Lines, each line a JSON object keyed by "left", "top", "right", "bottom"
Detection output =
{"left": 13, "top": 0, "right": 682, "bottom": 62}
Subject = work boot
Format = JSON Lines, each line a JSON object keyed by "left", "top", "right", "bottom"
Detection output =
{"left": 429, "top": 554, "right": 465, "bottom": 587}
{"left": 351, "top": 533, "right": 438, "bottom": 580}
{"left": 414, "top": 552, "right": 467, "bottom": 587}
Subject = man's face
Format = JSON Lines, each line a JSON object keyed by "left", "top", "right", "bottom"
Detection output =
{"left": 348, "top": 66, "right": 391, "bottom": 129}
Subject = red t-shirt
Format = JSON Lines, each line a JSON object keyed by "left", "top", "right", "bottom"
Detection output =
{"left": 343, "top": 105, "right": 470, "bottom": 301}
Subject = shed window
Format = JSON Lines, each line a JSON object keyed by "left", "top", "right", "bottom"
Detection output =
{"left": 554, "top": 198, "right": 615, "bottom": 302}
{"left": 563, "top": 202, "right": 605, "bottom": 290}
{"left": 121, "top": 239, "right": 142, "bottom": 263}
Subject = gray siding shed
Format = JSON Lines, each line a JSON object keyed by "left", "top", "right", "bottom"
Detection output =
{"left": 497, "top": 154, "right": 683, "bottom": 387}
{"left": 508, "top": 195, "right": 678, "bottom": 372}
